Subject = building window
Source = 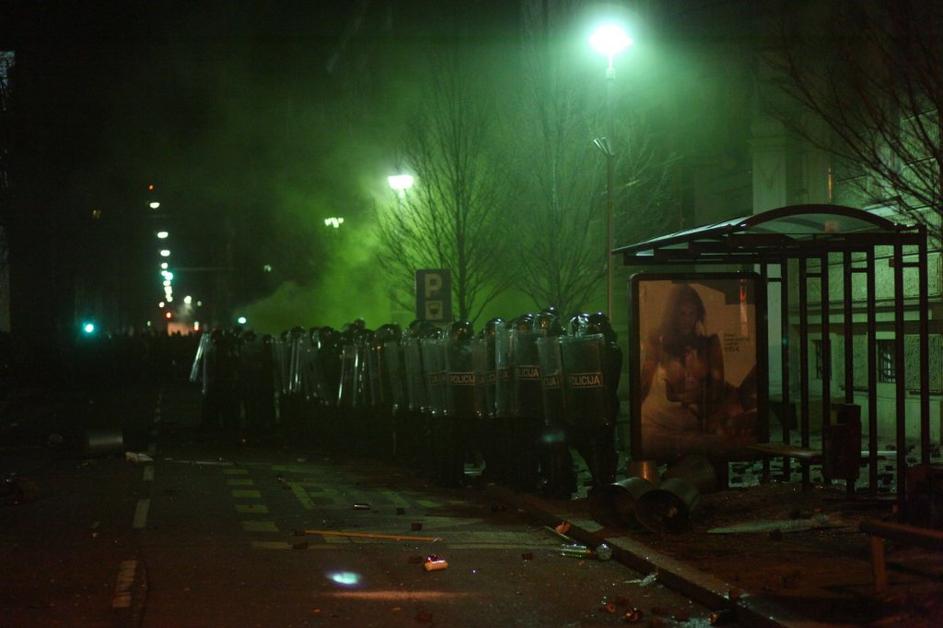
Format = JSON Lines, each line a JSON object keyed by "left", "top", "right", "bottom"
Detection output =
{"left": 877, "top": 340, "right": 896, "bottom": 383}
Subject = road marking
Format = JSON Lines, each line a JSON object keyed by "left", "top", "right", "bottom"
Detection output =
{"left": 242, "top": 520, "right": 279, "bottom": 533}
{"left": 235, "top": 504, "right": 269, "bottom": 514}
{"left": 223, "top": 468, "right": 249, "bottom": 475}
{"left": 142, "top": 466, "right": 154, "bottom": 482}
{"left": 132, "top": 499, "right": 150, "bottom": 530}
{"left": 289, "top": 482, "right": 314, "bottom": 510}
{"left": 226, "top": 479, "right": 254, "bottom": 486}
{"left": 112, "top": 560, "right": 137, "bottom": 608}
{"left": 250, "top": 541, "right": 335, "bottom": 551}
{"left": 232, "top": 489, "right": 262, "bottom": 499}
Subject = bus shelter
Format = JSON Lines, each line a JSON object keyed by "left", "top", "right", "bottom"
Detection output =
{"left": 615, "top": 203, "right": 931, "bottom": 513}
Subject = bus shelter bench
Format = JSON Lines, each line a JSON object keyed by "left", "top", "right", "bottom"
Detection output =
{"left": 859, "top": 519, "right": 943, "bottom": 593}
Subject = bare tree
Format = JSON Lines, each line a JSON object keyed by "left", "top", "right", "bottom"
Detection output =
{"left": 376, "top": 51, "right": 514, "bottom": 323}
{"left": 772, "top": 0, "right": 943, "bottom": 236}
{"left": 511, "top": 0, "right": 678, "bottom": 316}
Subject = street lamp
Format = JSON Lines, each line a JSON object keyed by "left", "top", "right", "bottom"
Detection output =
{"left": 159, "top": 249, "right": 171, "bottom": 257}
{"left": 156, "top": 231, "right": 169, "bottom": 239}
{"left": 387, "top": 174, "right": 415, "bottom": 194}
{"left": 590, "top": 21, "right": 632, "bottom": 318}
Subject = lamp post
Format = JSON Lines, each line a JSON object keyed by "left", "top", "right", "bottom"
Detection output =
{"left": 387, "top": 173, "right": 415, "bottom": 211}
{"left": 590, "top": 22, "right": 632, "bottom": 317}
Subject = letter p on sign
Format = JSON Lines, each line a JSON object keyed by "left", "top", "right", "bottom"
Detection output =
{"left": 415, "top": 269, "right": 452, "bottom": 322}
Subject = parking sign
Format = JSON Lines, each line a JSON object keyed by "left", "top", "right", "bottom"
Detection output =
{"left": 415, "top": 269, "right": 452, "bottom": 322}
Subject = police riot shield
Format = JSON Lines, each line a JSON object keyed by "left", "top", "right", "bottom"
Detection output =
{"left": 352, "top": 336, "right": 370, "bottom": 408}
{"left": 494, "top": 322, "right": 512, "bottom": 416}
{"left": 403, "top": 336, "right": 427, "bottom": 413}
{"left": 446, "top": 340, "right": 477, "bottom": 418}
{"left": 366, "top": 339, "right": 384, "bottom": 408}
{"left": 271, "top": 338, "right": 290, "bottom": 396}
{"left": 384, "top": 340, "right": 407, "bottom": 412}
{"left": 471, "top": 337, "right": 495, "bottom": 418}
{"left": 288, "top": 336, "right": 304, "bottom": 395}
{"left": 421, "top": 336, "right": 447, "bottom": 417}
{"left": 189, "top": 332, "right": 211, "bottom": 385}
{"left": 337, "top": 341, "right": 357, "bottom": 408}
{"left": 561, "top": 333, "right": 610, "bottom": 427}
{"left": 509, "top": 329, "right": 543, "bottom": 418}
{"left": 537, "top": 336, "right": 566, "bottom": 426}
{"left": 299, "top": 337, "right": 320, "bottom": 401}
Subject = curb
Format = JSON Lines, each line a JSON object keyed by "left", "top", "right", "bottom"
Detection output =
{"left": 484, "top": 485, "right": 827, "bottom": 628}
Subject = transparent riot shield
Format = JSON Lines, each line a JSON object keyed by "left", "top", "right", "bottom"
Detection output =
{"left": 384, "top": 340, "right": 407, "bottom": 413}
{"left": 337, "top": 342, "right": 357, "bottom": 408}
{"left": 300, "top": 339, "right": 320, "bottom": 401}
{"left": 272, "top": 339, "right": 290, "bottom": 396}
{"left": 403, "top": 337, "right": 427, "bottom": 413}
{"left": 189, "top": 332, "right": 211, "bottom": 384}
{"left": 537, "top": 336, "right": 566, "bottom": 426}
{"left": 351, "top": 338, "right": 369, "bottom": 408}
{"left": 366, "top": 341, "right": 384, "bottom": 408}
{"left": 494, "top": 322, "right": 512, "bottom": 417}
{"left": 421, "top": 337, "right": 447, "bottom": 417}
{"left": 471, "top": 337, "right": 495, "bottom": 418}
{"left": 446, "top": 340, "right": 477, "bottom": 418}
{"left": 288, "top": 336, "right": 304, "bottom": 395}
{"left": 509, "top": 329, "right": 543, "bottom": 418}
{"left": 561, "top": 333, "right": 610, "bottom": 427}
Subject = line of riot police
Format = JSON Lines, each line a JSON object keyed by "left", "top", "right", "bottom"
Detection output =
{"left": 190, "top": 309, "right": 621, "bottom": 499}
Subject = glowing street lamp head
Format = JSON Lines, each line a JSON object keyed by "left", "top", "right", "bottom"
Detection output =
{"left": 387, "top": 174, "right": 415, "bottom": 192}
{"left": 156, "top": 231, "right": 169, "bottom": 239}
{"left": 160, "top": 249, "right": 171, "bottom": 257}
{"left": 590, "top": 22, "right": 633, "bottom": 71}
{"left": 149, "top": 201, "right": 161, "bottom": 210}
{"left": 82, "top": 322, "right": 96, "bottom": 335}
{"left": 184, "top": 295, "right": 193, "bottom": 305}
{"left": 236, "top": 315, "right": 248, "bottom": 325}
{"left": 160, "top": 262, "right": 169, "bottom": 270}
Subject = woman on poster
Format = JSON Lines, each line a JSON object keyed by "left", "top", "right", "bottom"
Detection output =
{"left": 639, "top": 283, "right": 752, "bottom": 460}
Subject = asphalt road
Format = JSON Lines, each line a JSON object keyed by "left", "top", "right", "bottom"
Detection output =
{"left": 2, "top": 383, "right": 719, "bottom": 627}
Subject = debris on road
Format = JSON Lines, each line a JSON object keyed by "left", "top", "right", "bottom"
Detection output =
{"left": 423, "top": 555, "right": 448, "bottom": 572}
{"left": 707, "top": 513, "right": 844, "bottom": 534}
{"left": 623, "top": 607, "right": 644, "bottom": 623}
{"left": 352, "top": 503, "right": 371, "bottom": 510}
{"left": 554, "top": 521, "right": 571, "bottom": 535}
{"left": 625, "top": 572, "right": 657, "bottom": 587}
{"left": 295, "top": 529, "right": 443, "bottom": 543}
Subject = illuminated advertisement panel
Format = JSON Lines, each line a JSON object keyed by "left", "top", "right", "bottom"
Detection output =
{"left": 630, "top": 273, "right": 767, "bottom": 461}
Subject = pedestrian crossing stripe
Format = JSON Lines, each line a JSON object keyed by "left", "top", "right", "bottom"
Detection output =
{"left": 241, "top": 520, "right": 279, "bottom": 532}
{"left": 288, "top": 482, "right": 314, "bottom": 510}
{"left": 235, "top": 504, "right": 269, "bottom": 514}
{"left": 227, "top": 479, "right": 255, "bottom": 486}
{"left": 232, "top": 490, "right": 262, "bottom": 499}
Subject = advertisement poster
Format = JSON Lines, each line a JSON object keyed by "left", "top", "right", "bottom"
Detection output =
{"left": 631, "top": 274, "right": 767, "bottom": 461}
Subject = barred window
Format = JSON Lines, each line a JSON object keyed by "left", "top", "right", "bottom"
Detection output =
{"left": 877, "top": 340, "right": 896, "bottom": 383}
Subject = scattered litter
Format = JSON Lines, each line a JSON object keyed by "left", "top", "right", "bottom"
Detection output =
{"left": 554, "top": 521, "right": 572, "bottom": 535}
{"left": 423, "top": 555, "right": 448, "bottom": 572}
{"left": 352, "top": 503, "right": 371, "bottom": 510}
{"left": 595, "top": 543, "right": 612, "bottom": 561}
{"left": 623, "top": 608, "right": 644, "bottom": 623}
{"left": 625, "top": 572, "right": 658, "bottom": 587}
{"left": 124, "top": 452, "right": 153, "bottom": 463}
{"left": 560, "top": 543, "right": 592, "bottom": 558}
{"left": 411, "top": 522, "right": 423, "bottom": 531}
{"left": 708, "top": 513, "right": 843, "bottom": 534}
{"left": 295, "top": 529, "right": 442, "bottom": 543}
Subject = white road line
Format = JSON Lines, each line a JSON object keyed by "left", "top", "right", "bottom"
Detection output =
{"left": 112, "top": 559, "right": 137, "bottom": 608}
{"left": 132, "top": 498, "right": 150, "bottom": 529}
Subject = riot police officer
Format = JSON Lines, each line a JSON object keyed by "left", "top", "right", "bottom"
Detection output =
{"left": 443, "top": 320, "right": 476, "bottom": 487}
{"left": 536, "top": 309, "right": 577, "bottom": 498}
{"left": 509, "top": 314, "right": 543, "bottom": 492}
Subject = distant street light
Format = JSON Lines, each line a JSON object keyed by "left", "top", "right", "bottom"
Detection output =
{"left": 160, "top": 262, "right": 169, "bottom": 269}
{"left": 156, "top": 231, "right": 169, "bottom": 239}
{"left": 324, "top": 217, "right": 345, "bottom": 229}
{"left": 590, "top": 21, "right": 633, "bottom": 318}
{"left": 236, "top": 315, "right": 248, "bottom": 325}
{"left": 160, "top": 249, "right": 171, "bottom": 257}
{"left": 387, "top": 174, "right": 415, "bottom": 193}
{"left": 82, "top": 322, "right": 96, "bottom": 335}
{"left": 184, "top": 295, "right": 192, "bottom": 305}
{"left": 159, "top": 301, "right": 165, "bottom": 308}
{"left": 149, "top": 201, "right": 161, "bottom": 210}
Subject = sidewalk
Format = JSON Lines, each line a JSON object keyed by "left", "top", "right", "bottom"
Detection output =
{"left": 486, "top": 465, "right": 943, "bottom": 627}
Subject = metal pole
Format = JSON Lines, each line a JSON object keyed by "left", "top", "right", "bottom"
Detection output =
{"left": 893, "top": 239, "right": 906, "bottom": 518}
{"left": 866, "top": 248, "right": 878, "bottom": 494}
{"left": 781, "top": 258, "right": 791, "bottom": 481}
{"left": 606, "top": 69, "right": 615, "bottom": 318}
{"left": 799, "top": 257, "right": 811, "bottom": 489}
{"left": 821, "top": 254, "right": 832, "bottom": 487}
{"left": 918, "top": 225, "right": 930, "bottom": 465}
{"left": 843, "top": 251, "right": 854, "bottom": 403}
